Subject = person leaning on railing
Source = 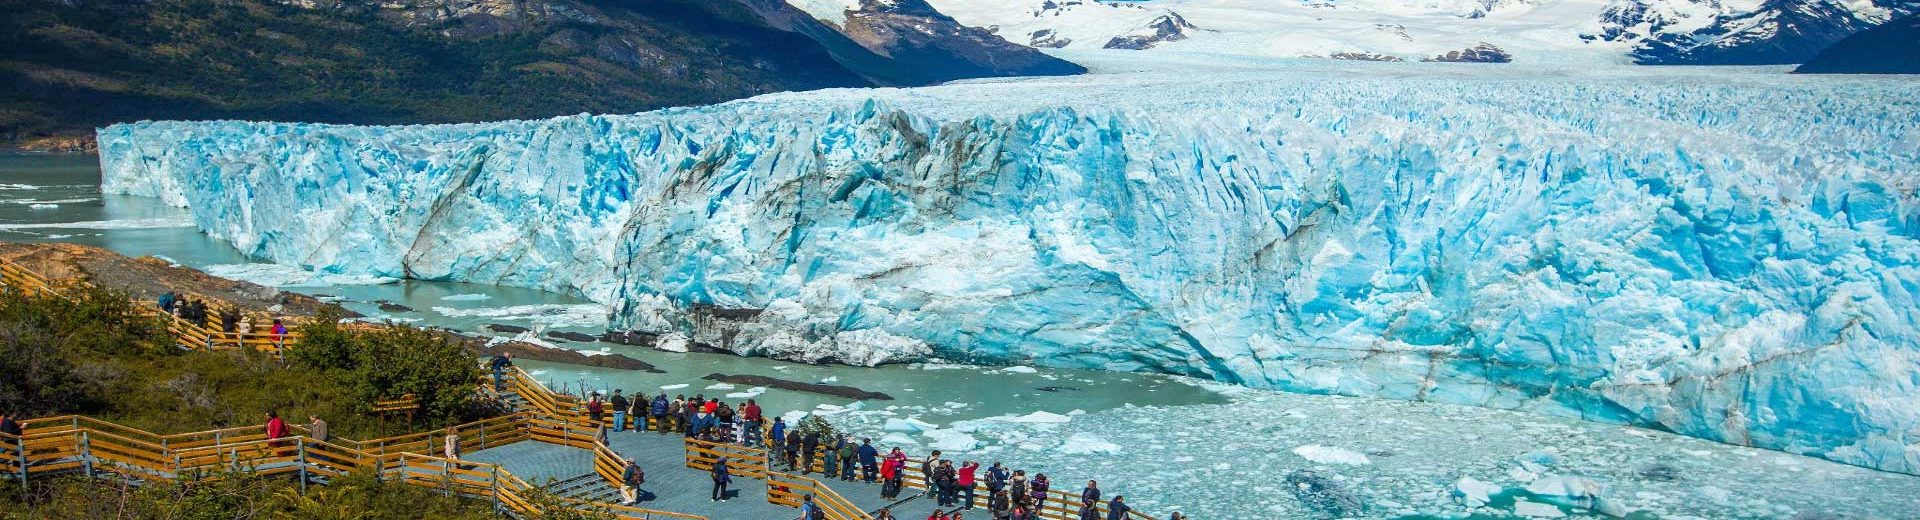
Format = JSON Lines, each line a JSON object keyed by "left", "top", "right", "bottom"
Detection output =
{"left": 488, "top": 352, "right": 514, "bottom": 392}
{"left": 0, "top": 412, "right": 22, "bottom": 437}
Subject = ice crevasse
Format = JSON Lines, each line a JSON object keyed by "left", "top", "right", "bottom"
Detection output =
{"left": 98, "top": 71, "right": 1920, "bottom": 475}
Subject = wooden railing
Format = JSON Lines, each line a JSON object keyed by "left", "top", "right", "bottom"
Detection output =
{"left": 0, "top": 257, "right": 302, "bottom": 354}
{"left": 766, "top": 471, "right": 874, "bottom": 520}
{"left": 0, "top": 411, "right": 703, "bottom": 519}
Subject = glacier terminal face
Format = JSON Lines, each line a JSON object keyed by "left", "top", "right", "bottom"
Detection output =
{"left": 99, "top": 66, "right": 1920, "bottom": 475}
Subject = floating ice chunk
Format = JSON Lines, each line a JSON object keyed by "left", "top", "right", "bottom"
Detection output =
{"left": 943, "top": 402, "right": 969, "bottom": 409}
{"left": 204, "top": 263, "right": 400, "bottom": 287}
{"left": 1453, "top": 476, "right": 1500, "bottom": 506}
{"left": 997, "top": 411, "right": 1072, "bottom": 424}
{"left": 819, "top": 376, "right": 839, "bottom": 383}
{"left": 660, "top": 383, "right": 690, "bottom": 390}
{"left": 0, "top": 216, "right": 194, "bottom": 230}
{"left": 1526, "top": 475, "right": 1604, "bottom": 500}
{"left": 440, "top": 293, "right": 493, "bottom": 301}
{"left": 999, "top": 366, "right": 1039, "bottom": 374}
{"left": 879, "top": 432, "right": 919, "bottom": 446}
{"left": 726, "top": 387, "right": 768, "bottom": 399}
{"left": 28, "top": 204, "right": 56, "bottom": 209}
{"left": 1514, "top": 500, "right": 1567, "bottom": 518}
{"left": 885, "top": 418, "right": 938, "bottom": 432}
{"left": 432, "top": 303, "right": 608, "bottom": 328}
{"left": 1293, "top": 445, "right": 1371, "bottom": 465}
{"left": 925, "top": 429, "right": 982, "bottom": 451}
{"left": 1058, "top": 432, "right": 1121, "bottom": 455}
{"left": 656, "top": 333, "right": 690, "bottom": 353}
{"left": 706, "top": 383, "right": 738, "bottom": 390}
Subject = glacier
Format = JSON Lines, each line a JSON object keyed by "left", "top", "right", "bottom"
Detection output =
{"left": 97, "top": 63, "right": 1920, "bottom": 475}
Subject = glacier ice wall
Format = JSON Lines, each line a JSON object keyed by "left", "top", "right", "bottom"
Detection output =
{"left": 98, "top": 70, "right": 1920, "bottom": 474}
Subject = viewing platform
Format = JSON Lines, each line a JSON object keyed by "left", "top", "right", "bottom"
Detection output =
{"left": 0, "top": 255, "right": 1166, "bottom": 520}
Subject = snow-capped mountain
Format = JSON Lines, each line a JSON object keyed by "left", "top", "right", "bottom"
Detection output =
{"left": 1629, "top": 0, "right": 1916, "bottom": 64}
{"left": 791, "top": 0, "right": 1917, "bottom": 64}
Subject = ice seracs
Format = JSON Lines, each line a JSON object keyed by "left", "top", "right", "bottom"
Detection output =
{"left": 98, "top": 64, "right": 1920, "bottom": 476}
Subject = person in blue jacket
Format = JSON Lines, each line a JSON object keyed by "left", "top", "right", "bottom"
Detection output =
{"left": 1081, "top": 480, "right": 1100, "bottom": 508}
{"left": 650, "top": 393, "right": 669, "bottom": 433}
{"left": 1105, "top": 496, "right": 1131, "bottom": 520}
{"left": 857, "top": 437, "right": 880, "bottom": 483}
{"left": 769, "top": 417, "right": 788, "bottom": 454}
{"left": 710, "top": 456, "right": 732, "bottom": 502}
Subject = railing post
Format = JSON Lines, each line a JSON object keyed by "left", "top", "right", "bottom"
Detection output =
{"left": 297, "top": 439, "right": 309, "bottom": 495}
{"left": 491, "top": 465, "right": 502, "bottom": 514}
{"left": 79, "top": 430, "right": 93, "bottom": 478}
{"left": 16, "top": 434, "right": 28, "bottom": 484}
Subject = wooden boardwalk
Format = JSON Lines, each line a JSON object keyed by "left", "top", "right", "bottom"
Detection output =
{"left": 468, "top": 428, "right": 968, "bottom": 520}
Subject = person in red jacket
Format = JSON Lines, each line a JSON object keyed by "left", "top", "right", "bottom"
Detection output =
{"left": 958, "top": 460, "right": 981, "bottom": 510}
{"left": 265, "top": 410, "right": 289, "bottom": 455}
{"left": 741, "top": 399, "right": 762, "bottom": 425}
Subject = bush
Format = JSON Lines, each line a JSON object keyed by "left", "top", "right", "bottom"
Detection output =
{"left": 288, "top": 310, "right": 487, "bottom": 429}
{"left": 0, "top": 469, "right": 496, "bottom": 520}
{"left": 0, "top": 282, "right": 489, "bottom": 438}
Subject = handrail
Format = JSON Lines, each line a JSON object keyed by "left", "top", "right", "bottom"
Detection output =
{"left": 0, "top": 257, "right": 302, "bottom": 354}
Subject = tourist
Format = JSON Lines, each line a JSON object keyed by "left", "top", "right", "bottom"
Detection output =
{"left": 680, "top": 395, "right": 698, "bottom": 436}
{"left": 650, "top": 393, "right": 670, "bottom": 433}
{"left": 958, "top": 460, "right": 980, "bottom": 509}
{"left": 307, "top": 414, "right": 328, "bottom": 443}
{"left": 1105, "top": 496, "right": 1130, "bottom": 520}
{"left": 610, "top": 390, "right": 629, "bottom": 432}
{"left": 988, "top": 489, "right": 1012, "bottom": 520}
{"left": 986, "top": 462, "right": 1009, "bottom": 496}
{"left": 928, "top": 509, "right": 947, "bottom": 520}
{"left": 716, "top": 401, "right": 735, "bottom": 430}
{"left": 269, "top": 318, "right": 287, "bottom": 349}
{"left": 952, "top": 510, "right": 965, "bottom": 520}
{"left": 1081, "top": 480, "right": 1100, "bottom": 507}
{"left": 858, "top": 437, "right": 879, "bottom": 482}
{"left": 1078, "top": 501, "right": 1100, "bottom": 520}
{"left": 620, "top": 458, "right": 644, "bottom": 505}
{"left": 587, "top": 392, "right": 605, "bottom": 426}
{"left": 157, "top": 291, "right": 175, "bottom": 311}
{"left": 1030, "top": 473, "right": 1051, "bottom": 512}
{"left": 823, "top": 435, "right": 841, "bottom": 477}
{"left": 669, "top": 395, "right": 685, "bottom": 433}
{"left": 800, "top": 494, "right": 820, "bottom": 520}
{"left": 880, "top": 451, "right": 905, "bottom": 499}
{"left": 741, "top": 398, "right": 762, "bottom": 431}
{"left": 742, "top": 413, "right": 763, "bottom": 447}
{"left": 875, "top": 507, "right": 897, "bottom": 520}
{"left": 837, "top": 436, "right": 857, "bottom": 480}
{"left": 710, "top": 456, "right": 731, "bottom": 502}
{"left": 237, "top": 315, "right": 253, "bottom": 336}
{"left": 0, "top": 412, "right": 22, "bottom": 437}
{"left": 1166, "top": 512, "right": 1183, "bottom": 520}
{"left": 769, "top": 416, "right": 788, "bottom": 452}
{"left": 801, "top": 429, "right": 820, "bottom": 474}
{"left": 488, "top": 352, "right": 514, "bottom": 391}
{"left": 1008, "top": 470, "right": 1029, "bottom": 507}
{"left": 1009, "top": 503, "right": 1031, "bottom": 520}
{"left": 219, "top": 307, "right": 239, "bottom": 334}
{"left": 935, "top": 459, "right": 958, "bottom": 506}
{"left": 784, "top": 430, "right": 802, "bottom": 470}
{"left": 444, "top": 429, "right": 461, "bottom": 461}
{"left": 922, "top": 450, "right": 943, "bottom": 485}
{"left": 265, "top": 410, "right": 289, "bottom": 454}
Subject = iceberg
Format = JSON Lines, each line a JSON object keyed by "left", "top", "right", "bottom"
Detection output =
{"left": 96, "top": 65, "right": 1920, "bottom": 475}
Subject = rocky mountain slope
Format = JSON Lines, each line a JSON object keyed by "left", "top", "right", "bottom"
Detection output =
{"left": 1795, "top": 11, "right": 1920, "bottom": 72}
{"left": 1628, "top": 0, "right": 1916, "bottom": 64}
{"left": 0, "top": 0, "right": 1078, "bottom": 145}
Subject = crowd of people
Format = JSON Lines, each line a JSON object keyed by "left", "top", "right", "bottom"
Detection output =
{"left": 155, "top": 291, "right": 288, "bottom": 348}
{"left": 568, "top": 386, "right": 1179, "bottom": 520}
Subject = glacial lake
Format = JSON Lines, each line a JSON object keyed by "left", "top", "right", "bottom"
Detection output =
{"left": 6, "top": 151, "right": 1918, "bottom": 519}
